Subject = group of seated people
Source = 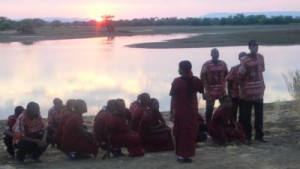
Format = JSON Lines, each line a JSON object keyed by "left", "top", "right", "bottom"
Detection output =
{"left": 2, "top": 93, "right": 245, "bottom": 164}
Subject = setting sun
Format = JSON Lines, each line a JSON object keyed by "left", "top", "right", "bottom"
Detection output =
{"left": 95, "top": 17, "right": 103, "bottom": 22}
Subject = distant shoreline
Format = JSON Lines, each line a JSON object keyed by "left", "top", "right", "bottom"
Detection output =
{"left": 1, "top": 25, "right": 300, "bottom": 48}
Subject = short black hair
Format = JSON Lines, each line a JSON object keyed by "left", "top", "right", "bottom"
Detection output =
{"left": 179, "top": 60, "right": 192, "bottom": 74}
{"left": 14, "top": 106, "right": 24, "bottom": 115}
{"left": 248, "top": 40, "right": 258, "bottom": 47}
{"left": 26, "top": 102, "right": 40, "bottom": 114}
{"left": 238, "top": 52, "right": 247, "bottom": 59}
{"left": 53, "top": 98, "right": 63, "bottom": 106}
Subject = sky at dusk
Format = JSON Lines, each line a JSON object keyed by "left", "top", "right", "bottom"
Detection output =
{"left": 1, "top": 0, "right": 300, "bottom": 20}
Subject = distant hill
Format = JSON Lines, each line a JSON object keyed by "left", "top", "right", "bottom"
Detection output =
{"left": 202, "top": 11, "right": 300, "bottom": 18}
{"left": 41, "top": 17, "right": 92, "bottom": 22}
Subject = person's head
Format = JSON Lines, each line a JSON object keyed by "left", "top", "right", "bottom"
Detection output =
{"left": 73, "top": 99, "right": 87, "bottom": 114}
{"left": 26, "top": 102, "right": 40, "bottom": 119}
{"left": 137, "top": 93, "right": 151, "bottom": 107}
{"left": 150, "top": 98, "right": 159, "bottom": 111}
{"left": 107, "top": 99, "right": 119, "bottom": 115}
{"left": 178, "top": 60, "right": 192, "bottom": 76}
{"left": 238, "top": 52, "right": 247, "bottom": 61}
{"left": 53, "top": 98, "right": 63, "bottom": 110}
{"left": 248, "top": 40, "right": 259, "bottom": 55}
{"left": 66, "top": 99, "right": 75, "bottom": 111}
{"left": 211, "top": 48, "right": 219, "bottom": 62}
{"left": 116, "top": 98, "right": 126, "bottom": 112}
{"left": 14, "top": 106, "right": 24, "bottom": 117}
{"left": 219, "top": 95, "right": 232, "bottom": 109}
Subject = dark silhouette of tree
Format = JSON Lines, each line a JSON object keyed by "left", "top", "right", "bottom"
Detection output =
{"left": 1, "top": 14, "right": 300, "bottom": 31}
{"left": 101, "top": 15, "right": 115, "bottom": 32}
{"left": 0, "top": 17, "right": 16, "bottom": 31}
{"left": 17, "top": 19, "right": 34, "bottom": 34}
{"left": 50, "top": 20, "right": 63, "bottom": 28}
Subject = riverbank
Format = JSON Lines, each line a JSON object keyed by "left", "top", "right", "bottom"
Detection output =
{"left": 1, "top": 101, "right": 300, "bottom": 169}
{"left": 1, "top": 25, "right": 300, "bottom": 48}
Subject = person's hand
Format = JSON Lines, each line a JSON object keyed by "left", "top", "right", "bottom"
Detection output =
{"left": 169, "top": 113, "right": 174, "bottom": 122}
{"left": 202, "top": 93, "right": 207, "bottom": 100}
{"left": 37, "top": 140, "right": 47, "bottom": 147}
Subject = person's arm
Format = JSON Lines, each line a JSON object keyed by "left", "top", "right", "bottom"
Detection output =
{"left": 153, "top": 112, "right": 166, "bottom": 129}
{"left": 219, "top": 126, "right": 228, "bottom": 145}
{"left": 77, "top": 125, "right": 94, "bottom": 143}
{"left": 126, "top": 110, "right": 133, "bottom": 130}
{"left": 233, "top": 122, "right": 240, "bottom": 134}
{"left": 224, "top": 62, "right": 229, "bottom": 77}
{"left": 215, "top": 115, "right": 228, "bottom": 145}
{"left": 170, "top": 96, "right": 175, "bottom": 122}
{"left": 3, "top": 124, "right": 14, "bottom": 136}
{"left": 102, "top": 132, "right": 112, "bottom": 159}
{"left": 149, "top": 127, "right": 171, "bottom": 134}
{"left": 20, "top": 130, "right": 47, "bottom": 147}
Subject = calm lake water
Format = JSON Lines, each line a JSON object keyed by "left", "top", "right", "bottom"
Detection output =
{"left": 0, "top": 34, "right": 299, "bottom": 119}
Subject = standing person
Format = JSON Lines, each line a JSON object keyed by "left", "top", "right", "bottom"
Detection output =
{"left": 61, "top": 99, "right": 98, "bottom": 159}
{"left": 208, "top": 95, "right": 245, "bottom": 145}
{"left": 237, "top": 40, "right": 267, "bottom": 144}
{"left": 13, "top": 102, "right": 48, "bottom": 163}
{"left": 225, "top": 52, "right": 247, "bottom": 121}
{"left": 201, "top": 48, "right": 228, "bottom": 126}
{"left": 138, "top": 98, "right": 174, "bottom": 152}
{"left": 47, "top": 98, "right": 64, "bottom": 147}
{"left": 170, "top": 60, "right": 203, "bottom": 163}
{"left": 3, "top": 106, "right": 24, "bottom": 158}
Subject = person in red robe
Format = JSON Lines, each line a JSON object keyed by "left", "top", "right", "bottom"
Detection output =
{"left": 170, "top": 60, "right": 204, "bottom": 163}
{"left": 3, "top": 106, "right": 24, "bottom": 158}
{"left": 47, "top": 98, "right": 64, "bottom": 147}
{"left": 61, "top": 99, "right": 98, "bottom": 159}
{"left": 94, "top": 99, "right": 144, "bottom": 158}
{"left": 116, "top": 98, "right": 132, "bottom": 129}
{"left": 201, "top": 48, "right": 228, "bottom": 126}
{"left": 129, "top": 93, "right": 151, "bottom": 132}
{"left": 54, "top": 99, "right": 75, "bottom": 150}
{"left": 13, "top": 102, "right": 48, "bottom": 164}
{"left": 225, "top": 52, "right": 247, "bottom": 121}
{"left": 196, "top": 114, "right": 207, "bottom": 142}
{"left": 93, "top": 100, "right": 115, "bottom": 154}
{"left": 138, "top": 98, "right": 174, "bottom": 152}
{"left": 208, "top": 95, "right": 245, "bottom": 145}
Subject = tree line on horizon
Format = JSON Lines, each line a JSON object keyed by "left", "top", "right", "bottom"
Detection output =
{"left": 1, "top": 14, "right": 300, "bottom": 34}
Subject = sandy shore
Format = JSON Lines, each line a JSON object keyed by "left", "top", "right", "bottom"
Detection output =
{"left": 1, "top": 102, "right": 300, "bottom": 169}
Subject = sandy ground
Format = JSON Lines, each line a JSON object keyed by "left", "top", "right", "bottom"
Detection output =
{"left": 1, "top": 102, "right": 300, "bottom": 169}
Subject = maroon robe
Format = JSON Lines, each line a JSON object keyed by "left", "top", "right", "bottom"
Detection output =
{"left": 129, "top": 101, "right": 147, "bottom": 132}
{"left": 54, "top": 111, "right": 72, "bottom": 150}
{"left": 138, "top": 110, "right": 174, "bottom": 152}
{"left": 93, "top": 110, "right": 108, "bottom": 144}
{"left": 95, "top": 110, "right": 144, "bottom": 157}
{"left": 170, "top": 73, "right": 203, "bottom": 158}
{"left": 61, "top": 112, "right": 98, "bottom": 157}
{"left": 208, "top": 106, "right": 245, "bottom": 143}
{"left": 107, "top": 112, "right": 144, "bottom": 157}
